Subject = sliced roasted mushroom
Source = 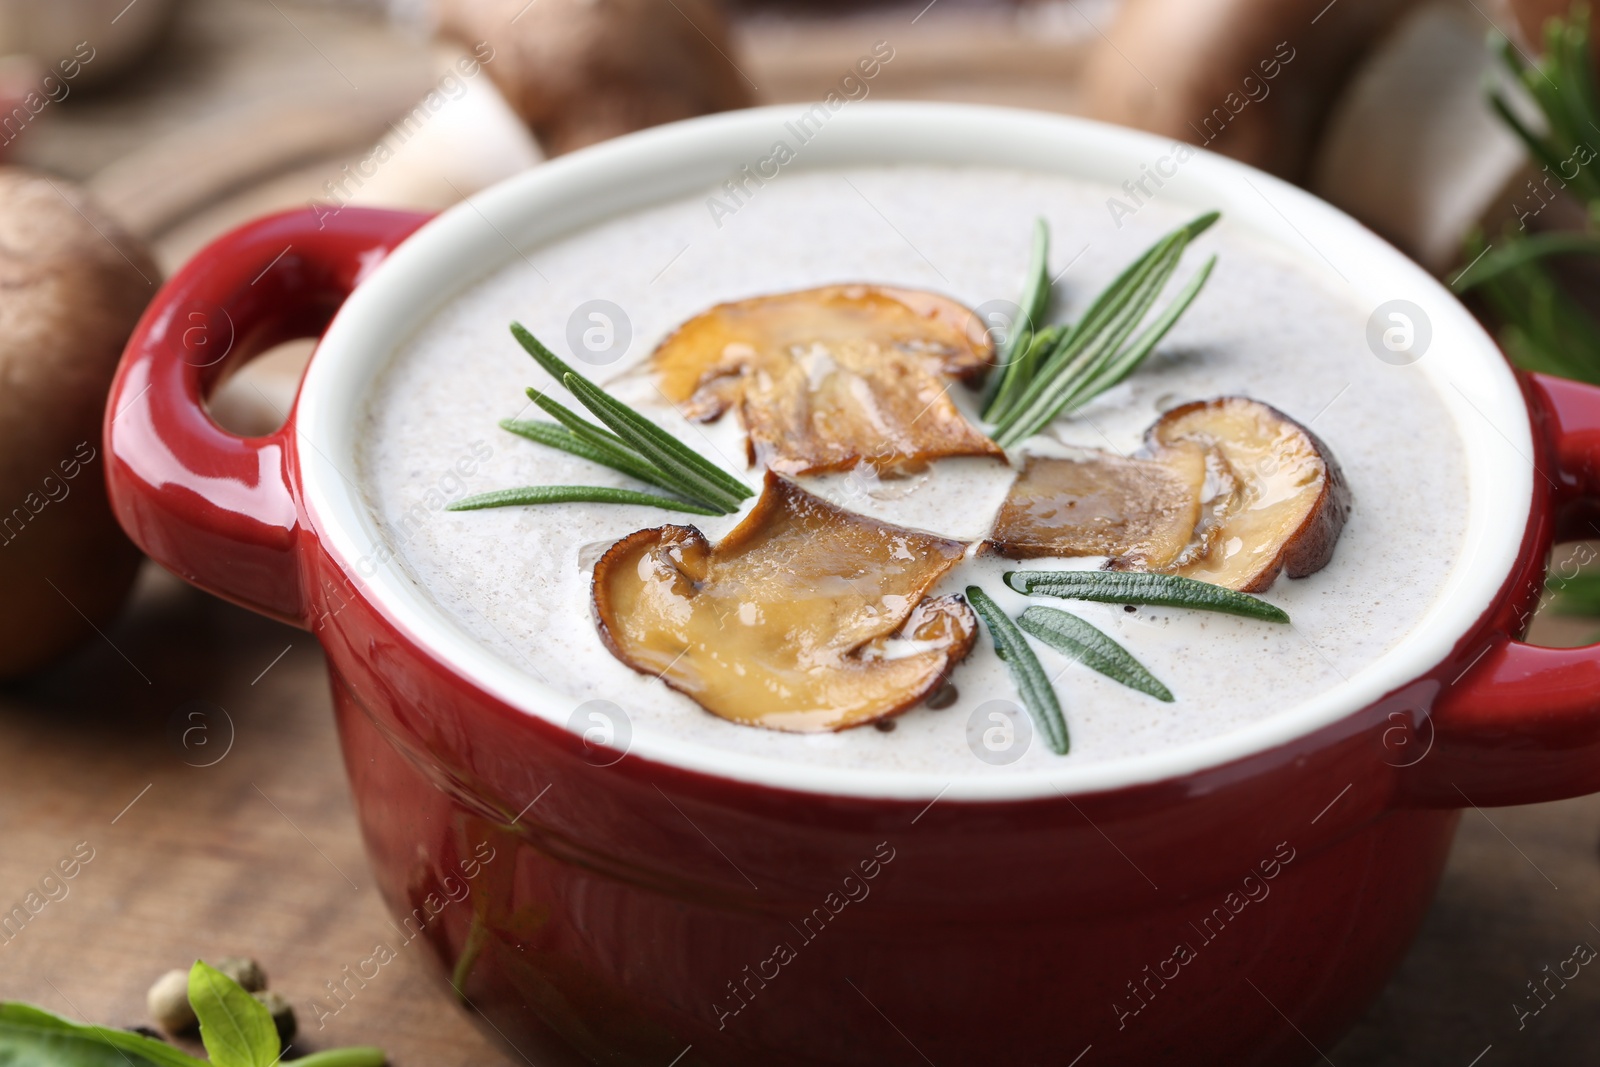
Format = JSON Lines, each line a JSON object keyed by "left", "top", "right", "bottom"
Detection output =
{"left": 592, "top": 473, "right": 977, "bottom": 731}
{"left": 992, "top": 445, "right": 1208, "bottom": 567}
{"left": 990, "top": 397, "right": 1348, "bottom": 591}
{"left": 1152, "top": 398, "right": 1350, "bottom": 592}
{"left": 648, "top": 285, "right": 1004, "bottom": 476}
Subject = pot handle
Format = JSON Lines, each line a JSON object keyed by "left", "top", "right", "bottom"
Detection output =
{"left": 104, "top": 207, "right": 430, "bottom": 627}
{"left": 1403, "top": 372, "right": 1600, "bottom": 807}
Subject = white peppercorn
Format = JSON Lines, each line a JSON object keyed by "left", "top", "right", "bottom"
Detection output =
{"left": 146, "top": 969, "right": 196, "bottom": 1034}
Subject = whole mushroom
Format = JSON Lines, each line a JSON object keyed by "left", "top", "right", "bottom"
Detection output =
{"left": 0, "top": 0, "right": 179, "bottom": 90}
{"left": 0, "top": 168, "right": 155, "bottom": 678}
{"left": 1080, "top": 0, "right": 1420, "bottom": 181}
{"left": 436, "top": 0, "right": 753, "bottom": 156}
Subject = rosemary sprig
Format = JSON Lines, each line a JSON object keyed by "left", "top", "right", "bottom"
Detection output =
{"left": 451, "top": 323, "right": 754, "bottom": 516}
{"left": 984, "top": 213, "right": 1219, "bottom": 448}
{"left": 1486, "top": 13, "right": 1600, "bottom": 212}
{"left": 563, "top": 375, "right": 747, "bottom": 512}
{"left": 1460, "top": 9, "right": 1600, "bottom": 386}
{"left": 984, "top": 218, "right": 1052, "bottom": 411}
{"left": 966, "top": 586, "right": 1069, "bottom": 755}
{"left": 449, "top": 485, "right": 723, "bottom": 515}
{"left": 966, "top": 571, "right": 1296, "bottom": 756}
{"left": 499, "top": 417, "right": 683, "bottom": 492}
{"left": 1017, "top": 605, "right": 1173, "bottom": 702}
{"left": 1004, "top": 570, "right": 1290, "bottom": 623}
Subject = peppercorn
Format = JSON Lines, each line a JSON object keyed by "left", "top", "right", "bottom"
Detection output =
{"left": 213, "top": 956, "right": 267, "bottom": 993}
{"left": 146, "top": 969, "right": 196, "bottom": 1034}
{"left": 252, "top": 989, "right": 297, "bottom": 1044}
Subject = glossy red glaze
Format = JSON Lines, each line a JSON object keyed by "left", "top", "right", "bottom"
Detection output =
{"left": 105, "top": 206, "right": 1600, "bottom": 1066}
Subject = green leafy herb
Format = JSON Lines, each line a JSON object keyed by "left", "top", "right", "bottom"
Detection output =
{"left": 1462, "top": 7, "right": 1600, "bottom": 624}
{"left": 984, "top": 213, "right": 1219, "bottom": 447}
{"left": 189, "top": 961, "right": 281, "bottom": 1067}
{"left": 1016, "top": 606, "right": 1173, "bottom": 701}
{"left": 498, "top": 417, "right": 681, "bottom": 494}
{"left": 449, "top": 485, "right": 723, "bottom": 515}
{"left": 1487, "top": 12, "right": 1600, "bottom": 211}
{"left": 0, "top": 1022, "right": 171, "bottom": 1067}
{"left": 289, "top": 1049, "right": 388, "bottom": 1066}
{"left": 1548, "top": 570, "right": 1600, "bottom": 615}
{"left": 983, "top": 217, "right": 1052, "bottom": 411}
{"left": 562, "top": 374, "right": 747, "bottom": 512}
{"left": 0, "top": 1003, "right": 195, "bottom": 1067}
{"left": 1004, "top": 570, "right": 1290, "bottom": 623}
{"left": 0, "top": 970, "right": 386, "bottom": 1067}
{"left": 456, "top": 323, "right": 754, "bottom": 516}
{"left": 966, "top": 586, "right": 1068, "bottom": 754}
{"left": 1460, "top": 9, "right": 1600, "bottom": 385}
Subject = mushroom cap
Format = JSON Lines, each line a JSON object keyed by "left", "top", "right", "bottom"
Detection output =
{"left": 0, "top": 168, "right": 156, "bottom": 677}
{"left": 1081, "top": 0, "right": 1420, "bottom": 181}
{"left": 437, "top": 0, "right": 753, "bottom": 155}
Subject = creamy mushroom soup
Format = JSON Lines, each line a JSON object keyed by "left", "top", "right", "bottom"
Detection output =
{"left": 354, "top": 166, "right": 1469, "bottom": 775}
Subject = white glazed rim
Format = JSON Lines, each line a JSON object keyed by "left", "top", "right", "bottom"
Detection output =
{"left": 297, "top": 102, "right": 1532, "bottom": 802}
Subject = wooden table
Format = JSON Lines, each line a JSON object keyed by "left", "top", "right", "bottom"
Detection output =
{"left": 5, "top": 2, "right": 1600, "bottom": 1064}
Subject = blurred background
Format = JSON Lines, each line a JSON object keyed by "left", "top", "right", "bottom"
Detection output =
{"left": 5, "top": 0, "right": 1600, "bottom": 1063}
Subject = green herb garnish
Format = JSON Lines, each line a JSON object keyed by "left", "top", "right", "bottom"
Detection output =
{"left": 188, "top": 960, "right": 282, "bottom": 1066}
{"left": 0, "top": 1002, "right": 196, "bottom": 1066}
{"left": 1547, "top": 569, "right": 1600, "bottom": 615}
{"left": 449, "top": 322, "right": 754, "bottom": 516}
{"left": 983, "top": 217, "right": 1052, "bottom": 412}
{"left": 983, "top": 213, "right": 1219, "bottom": 447}
{"left": 966, "top": 585, "right": 1068, "bottom": 754}
{"left": 1458, "top": 9, "right": 1600, "bottom": 386}
{"left": 450, "top": 484, "right": 723, "bottom": 515}
{"left": 1004, "top": 570, "right": 1290, "bottom": 623}
{"left": 0, "top": 963, "right": 385, "bottom": 1067}
{"left": 1016, "top": 605, "right": 1173, "bottom": 701}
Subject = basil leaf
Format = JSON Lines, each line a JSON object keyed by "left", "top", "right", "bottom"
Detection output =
{"left": 0, "top": 1005, "right": 202, "bottom": 1067}
{"left": 293, "top": 1049, "right": 388, "bottom": 1067}
{"left": 188, "top": 961, "right": 280, "bottom": 1067}
{"left": 1017, "top": 606, "right": 1173, "bottom": 702}
{"left": 0, "top": 1022, "right": 174, "bottom": 1067}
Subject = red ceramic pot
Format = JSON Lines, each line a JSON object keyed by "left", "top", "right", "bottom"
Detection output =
{"left": 103, "top": 105, "right": 1600, "bottom": 1066}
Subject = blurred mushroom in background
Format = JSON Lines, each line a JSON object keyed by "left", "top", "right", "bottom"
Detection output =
{"left": 0, "top": 0, "right": 181, "bottom": 89}
{"left": 0, "top": 168, "right": 156, "bottom": 679}
{"left": 436, "top": 0, "right": 753, "bottom": 155}
{"left": 1081, "top": 0, "right": 1420, "bottom": 183}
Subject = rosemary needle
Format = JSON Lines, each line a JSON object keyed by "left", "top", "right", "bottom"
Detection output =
{"left": 966, "top": 586, "right": 1069, "bottom": 755}
{"left": 1004, "top": 570, "right": 1290, "bottom": 624}
{"left": 448, "top": 485, "right": 723, "bottom": 515}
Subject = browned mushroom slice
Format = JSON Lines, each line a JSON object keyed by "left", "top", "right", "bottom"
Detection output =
{"left": 1151, "top": 397, "right": 1350, "bottom": 591}
{"left": 989, "top": 397, "right": 1349, "bottom": 591}
{"left": 648, "top": 285, "right": 1005, "bottom": 475}
{"left": 992, "top": 446, "right": 1209, "bottom": 566}
{"left": 592, "top": 473, "right": 977, "bottom": 732}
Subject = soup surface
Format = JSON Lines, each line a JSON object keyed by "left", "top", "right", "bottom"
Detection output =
{"left": 355, "top": 166, "right": 1469, "bottom": 775}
